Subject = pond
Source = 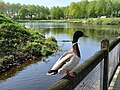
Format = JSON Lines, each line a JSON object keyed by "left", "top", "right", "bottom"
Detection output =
{"left": 0, "top": 22, "right": 120, "bottom": 90}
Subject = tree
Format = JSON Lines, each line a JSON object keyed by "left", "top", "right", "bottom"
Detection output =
{"left": 87, "top": 1, "right": 96, "bottom": 18}
{"left": 40, "top": 6, "right": 50, "bottom": 19}
{"left": 112, "top": 0, "right": 120, "bottom": 17}
{"left": 50, "top": 6, "right": 64, "bottom": 19}
{"left": 95, "top": 0, "right": 108, "bottom": 16}
{"left": 18, "top": 7, "right": 29, "bottom": 19}
{"left": 27, "top": 5, "right": 37, "bottom": 19}
{"left": 0, "top": 1, "right": 6, "bottom": 14}
{"left": 104, "top": 0, "right": 112, "bottom": 17}
{"left": 79, "top": 0, "right": 89, "bottom": 18}
{"left": 1, "top": 0, "right": 120, "bottom": 19}
{"left": 61, "top": 6, "right": 69, "bottom": 19}
{"left": 69, "top": 2, "right": 81, "bottom": 19}
{"left": 36, "top": 5, "right": 41, "bottom": 19}
{"left": 36, "top": 5, "right": 50, "bottom": 20}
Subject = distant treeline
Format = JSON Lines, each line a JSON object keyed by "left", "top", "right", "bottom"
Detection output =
{"left": 0, "top": 0, "right": 120, "bottom": 20}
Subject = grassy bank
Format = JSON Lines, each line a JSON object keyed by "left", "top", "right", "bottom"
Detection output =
{"left": 16, "top": 19, "right": 84, "bottom": 23}
{"left": 86, "top": 18, "right": 120, "bottom": 25}
{"left": 17, "top": 18, "right": 120, "bottom": 25}
{"left": 0, "top": 14, "right": 58, "bottom": 73}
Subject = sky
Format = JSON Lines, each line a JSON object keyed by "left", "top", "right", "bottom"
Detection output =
{"left": 3, "top": 0, "right": 82, "bottom": 8}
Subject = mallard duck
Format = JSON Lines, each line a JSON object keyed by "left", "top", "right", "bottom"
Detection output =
{"left": 47, "top": 31, "right": 86, "bottom": 77}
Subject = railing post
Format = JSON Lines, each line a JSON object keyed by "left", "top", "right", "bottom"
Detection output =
{"left": 101, "top": 39, "right": 109, "bottom": 90}
{"left": 117, "top": 32, "right": 120, "bottom": 63}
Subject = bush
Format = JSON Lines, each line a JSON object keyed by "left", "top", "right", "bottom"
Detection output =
{"left": 0, "top": 14, "right": 58, "bottom": 65}
{"left": 41, "top": 36, "right": 58, "bottom": 56}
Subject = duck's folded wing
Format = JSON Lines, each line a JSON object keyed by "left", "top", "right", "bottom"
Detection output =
{"left": 57, "top": 52, "right": 69, "bottom": 61}
{"left": 51, "top": 53, "right": 73, "bottom": 70}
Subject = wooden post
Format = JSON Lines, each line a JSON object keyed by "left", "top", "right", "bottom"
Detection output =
{"left": 101, "top": 39, "right": 109, "bottom": 90}
{"left": 117, "top": 32, "right": 120, "bottom": 63}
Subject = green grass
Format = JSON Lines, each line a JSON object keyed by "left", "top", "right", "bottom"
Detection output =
{"left": 17, "top": 18, "right": 120, "bottom": 25}
{"left": 86, "top": 18, "right": 120, "bottom": 25}
{"left": 16, "top": 19, "right": 84, "bottom": 23}
{"left": 0, "top": 14, "right": 58, "bottom": 65}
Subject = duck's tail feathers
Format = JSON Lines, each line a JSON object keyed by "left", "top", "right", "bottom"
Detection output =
{"left": 46, "top": 70, "right": 58, "bottom": 75}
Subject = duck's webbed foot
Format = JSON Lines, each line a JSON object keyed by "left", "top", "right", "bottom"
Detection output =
{"left": 66, "top": 71, "right": 75, "bottom": 77}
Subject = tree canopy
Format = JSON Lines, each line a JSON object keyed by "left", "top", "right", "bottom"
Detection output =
{"left": 0, "top": 0, "right": 120, "bottom": 20}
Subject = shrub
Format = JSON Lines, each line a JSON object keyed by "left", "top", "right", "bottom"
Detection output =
{"left": 0, "top": 14, "right": 58, "bottom": 65}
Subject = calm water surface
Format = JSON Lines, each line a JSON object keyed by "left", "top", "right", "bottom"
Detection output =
{"left": 0, "top": 22, "right": 120, "bottom": 90}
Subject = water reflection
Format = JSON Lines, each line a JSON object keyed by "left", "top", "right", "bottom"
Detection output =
{"left": 0, "top": 22, "right": 120, "bottom": 90}
{"left": 0, "top": 58, "right": 42, "bottom": 81}
{"left": 44, "top": 28, "right": 119, "bottom": 41}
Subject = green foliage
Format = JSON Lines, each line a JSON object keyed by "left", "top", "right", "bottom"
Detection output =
{"left": 18, "top": 7, "right": 29, "bottom": 19}
{"left": 69, "top": 2, "right": 81, "bottom": 19}
{"left": 36, "top": 6, "right": 50, "bottom": 19}
{"left": 41, "top": 37, "right": 58, "bottom": 56}
{"left": 87, "top": 1, "right": 96, "bottom": 18}
{"left": 0, "top": 14, "right": 58, "bottom": 64}
{"left": 86, "top": 18, "right": 120, "bottom": 25}
{"left": 0, "top": 23, "right": 34, "bottom": 56}
{"left": 0, "top": 1, "right": 6, "bottom": 14}
{"left": 1, "top": 0, "right": 120, "bottom": 19}
{"left": 0, "top": 14, "right": 14, "bottom": 24}
{"left": 50, "top": 6, "right": 64, "bottom": 19}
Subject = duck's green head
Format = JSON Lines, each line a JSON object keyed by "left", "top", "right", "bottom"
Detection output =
{"left": 72, "top": 31, "right": 86, "bottom": 43}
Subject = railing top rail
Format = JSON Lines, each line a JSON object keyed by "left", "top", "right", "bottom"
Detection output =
{"left": 109, "top": 37, "right": 120, "bottom": 52}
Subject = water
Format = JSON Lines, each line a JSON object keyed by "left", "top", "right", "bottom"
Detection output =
{"left": 0, "top": 22, "right": 120, "bottom": 90}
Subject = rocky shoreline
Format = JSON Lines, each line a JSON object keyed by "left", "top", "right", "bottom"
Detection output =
{"left": 0, "top": 52, "right": 37, "bottom": 74}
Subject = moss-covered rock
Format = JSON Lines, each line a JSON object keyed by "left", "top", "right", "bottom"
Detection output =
{"left": 0, "top": 14, "right": 58, "bottom": 72}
